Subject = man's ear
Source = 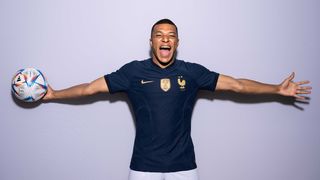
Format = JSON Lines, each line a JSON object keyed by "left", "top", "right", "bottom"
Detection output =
{"left": 149, "top": 39, "right": 152, "bottom": 47}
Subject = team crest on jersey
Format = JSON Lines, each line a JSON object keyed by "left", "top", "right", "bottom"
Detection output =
{"left": 177, "top": 76, "right": 186, "bottom": 91}
{"left": 160, "top": 78, "right": 171, "bottom": 92}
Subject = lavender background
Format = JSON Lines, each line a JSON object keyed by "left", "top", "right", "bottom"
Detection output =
{"left": 1, "top": 0, "right": 319, "bottom": 180}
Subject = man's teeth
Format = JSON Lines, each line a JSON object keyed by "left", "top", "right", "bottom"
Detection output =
{"left": 160, "top": 46, "right": 171, "bottom": 50}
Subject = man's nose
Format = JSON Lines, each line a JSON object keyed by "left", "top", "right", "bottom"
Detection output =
{"left": 162, "top": 35, "right": 169, "bottom": 42}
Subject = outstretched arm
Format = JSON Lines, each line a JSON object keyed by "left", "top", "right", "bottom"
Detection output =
{"left": 216, "top": 72, "right": 311, "bottom": 100}
{"left": 43, "top": 77, "right": 109, "bottom": 101}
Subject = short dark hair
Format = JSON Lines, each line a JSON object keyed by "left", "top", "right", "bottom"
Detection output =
{"left": 151, "top": 18, "right": 178, "bottom": 37}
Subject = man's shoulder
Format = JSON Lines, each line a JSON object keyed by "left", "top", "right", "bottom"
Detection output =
{"left": 176, "top": 59, "right": 207, "bottom": 70}
{"left": 125, "top": 58, "right": 151, "bottom": 67}
{"left": 119, "top": 59, "right": 150, "bottom": 69}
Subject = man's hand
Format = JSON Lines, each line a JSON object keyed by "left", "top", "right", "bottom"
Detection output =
{"left": 278, "top": 72, "right": 312, "bottom": 100}
{"left": 43, "top": 85, "right": 55, "bottom": 101}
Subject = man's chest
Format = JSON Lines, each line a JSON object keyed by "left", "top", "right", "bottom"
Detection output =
{"left": 130, "top": 72, "right": 196, "bottom": 95}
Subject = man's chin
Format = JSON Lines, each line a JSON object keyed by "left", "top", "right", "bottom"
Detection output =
{"left": 157, "top": 57, "right": 174, "bottom": 65}
{"left": 152, "top": 50, "right": 176, "bottom": 67}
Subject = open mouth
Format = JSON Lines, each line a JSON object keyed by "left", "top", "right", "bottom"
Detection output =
{"left": 160, "top": 45, "right": 171, "bottom": 51}
{"left": 159, "top": 45, "right": 171, "bottom": 57}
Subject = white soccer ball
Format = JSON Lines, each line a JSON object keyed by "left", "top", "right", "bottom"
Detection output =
{"left": 12, "top": 68, "right": 48, "bottom": 102}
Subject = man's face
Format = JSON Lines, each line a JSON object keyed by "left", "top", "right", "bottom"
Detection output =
{"left": 150, "top": 23, "right": 179, "bottom": 68}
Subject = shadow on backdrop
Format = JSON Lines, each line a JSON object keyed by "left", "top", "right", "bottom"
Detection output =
{"left": 12, "top": 91, "right": 137, "bottom": 126}
{"left": 11, "top": 92, "right": 42, "bottom": 109}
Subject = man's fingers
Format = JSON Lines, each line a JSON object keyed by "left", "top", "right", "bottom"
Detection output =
{"left": 297, "top": 85, "right": 312, "bottom": 95}
{"left": 288, "top": 72, "right": 295, "bottom": 81}
{"left": 296, "top": 90, "right": 312, "bottom": 94}
{"left": 296, "top": 85, "right": 312, "bottom": 95}
{"left": 296, "top": 80, "right": 310, "bottom": 85}
{"left": 298, "top": 86, "right": 312, "bottom": 90}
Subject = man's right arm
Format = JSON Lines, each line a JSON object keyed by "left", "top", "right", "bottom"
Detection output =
{"left": 43, "top": 77, "right": 109, "bottom": 100}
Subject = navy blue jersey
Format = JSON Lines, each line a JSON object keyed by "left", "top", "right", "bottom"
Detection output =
{"left": 104, "top": 58, "right": 219, "bottom": 172}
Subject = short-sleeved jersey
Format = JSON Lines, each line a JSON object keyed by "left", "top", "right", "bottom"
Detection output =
{"left": 105, "top": 58, "right": 219, "bottom": 172}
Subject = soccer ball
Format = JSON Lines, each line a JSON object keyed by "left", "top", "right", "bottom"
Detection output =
{"left": 12, "top": 68, "right": 48, "bottom": 102}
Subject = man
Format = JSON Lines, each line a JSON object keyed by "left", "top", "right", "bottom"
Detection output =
{"left": 43, "top": 19, "right": 311, "bottom": 180}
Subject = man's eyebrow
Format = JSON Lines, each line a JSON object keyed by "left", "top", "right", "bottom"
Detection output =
{"left": 153, "top": 31, "right": 177, "bottom": 34}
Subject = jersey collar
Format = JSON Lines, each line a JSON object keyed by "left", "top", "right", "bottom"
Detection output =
{"left": 150, "top": 58, "right": 178, "bottom": 71}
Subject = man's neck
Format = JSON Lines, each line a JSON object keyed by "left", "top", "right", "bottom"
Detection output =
{"left": 152, "top": 56, "right": 175, "bottom": 69}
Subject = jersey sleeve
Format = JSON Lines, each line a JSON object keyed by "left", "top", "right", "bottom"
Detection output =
{"left": 189, "top": 63, "right": 220, "bottom": 91}
{"left": 104, "top": 62, "right": 132, "bottom": 94}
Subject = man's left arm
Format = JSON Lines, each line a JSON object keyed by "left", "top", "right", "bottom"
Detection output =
{"left": 216, "top": 72, "right": 312, "bottom": 100}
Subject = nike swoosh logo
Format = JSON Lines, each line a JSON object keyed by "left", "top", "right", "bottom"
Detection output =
{"left": 141, "top": 80, "right": 154, "bottom": 84}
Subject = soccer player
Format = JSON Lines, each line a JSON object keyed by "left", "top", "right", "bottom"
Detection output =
{"left": 43, "top": 19, "right": 312, "bottom": 180}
